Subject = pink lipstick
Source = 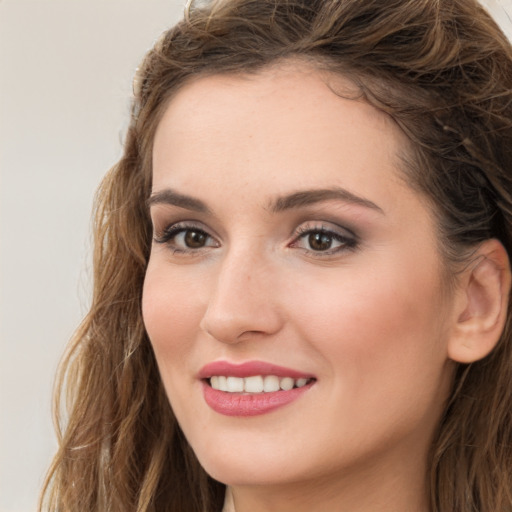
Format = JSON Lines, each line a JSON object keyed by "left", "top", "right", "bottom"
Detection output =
{"left": 199, "top": 361, "right": 315, "bottom": 417}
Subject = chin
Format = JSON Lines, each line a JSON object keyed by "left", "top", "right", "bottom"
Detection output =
{"left": 200, "top": 456, "right": 301, "bottom": 488}
{"left": 188, "top": 431, "right": 309, "bottom": 487}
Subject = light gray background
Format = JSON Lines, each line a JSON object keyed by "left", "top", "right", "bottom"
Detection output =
{"left": 0, "top": 2, "right": 183, "bottom": 510}
{"left": 0, "top": 1, "right": 510, "bottom": 511}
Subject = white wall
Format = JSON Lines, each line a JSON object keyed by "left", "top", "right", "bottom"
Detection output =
{"left": 483, "top": 0, "right": 512, "bottom": 38}
{"left": 0, "top": 1, "right": 510, "bottom": 511}
{"left": 0, "top": 2, "right": 183, "bottom": 511}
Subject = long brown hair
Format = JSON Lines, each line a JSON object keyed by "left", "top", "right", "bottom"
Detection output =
{"left": 41, "top": 1, "right": 512, "bottom": 510}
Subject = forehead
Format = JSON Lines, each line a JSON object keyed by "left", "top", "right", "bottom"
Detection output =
{"left": 154, "top": 62, "right": 400, "bottom": 141}
{"left": 151, "top": 62, "right": 410, "bottom": 198}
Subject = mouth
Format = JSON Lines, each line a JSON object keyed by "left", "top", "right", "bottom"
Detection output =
{"left": 199, "top": 361, "right": 316, "bottom": 416}
{"left": 207, "top": 375, "right": 314, "bottom": 393}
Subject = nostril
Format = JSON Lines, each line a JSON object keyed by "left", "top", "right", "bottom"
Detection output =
{"left": 200, "top": 309, "right": 281, "bottom": 345}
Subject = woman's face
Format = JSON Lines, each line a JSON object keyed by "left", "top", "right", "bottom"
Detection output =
{"left": 143, "top": 65, "right": 456, "bottom": 492}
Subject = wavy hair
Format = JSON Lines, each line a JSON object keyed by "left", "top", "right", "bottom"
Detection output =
{"left": 41, "top": 0, "right": 512, "bottom": 510}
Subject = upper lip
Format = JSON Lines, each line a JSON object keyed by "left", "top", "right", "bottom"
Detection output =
{"left": 198, "top": 360, "right": 315, "bottom": 380}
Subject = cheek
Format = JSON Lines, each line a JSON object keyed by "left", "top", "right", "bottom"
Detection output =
{"left": 142, "top": 264, "right": 211, "bottom": 430}
{"left": 142, "top": 263, "right": 205, "bottom": 368}
{"left": 285, "top": 260, "right": 453, "bottom": 454}
{"left": 287, "top": 256, "right": 450, "bottom": 394}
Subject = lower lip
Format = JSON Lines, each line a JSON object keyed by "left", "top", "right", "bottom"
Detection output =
{"left": 202, "top": 381, "right": 313, "bottom": 417}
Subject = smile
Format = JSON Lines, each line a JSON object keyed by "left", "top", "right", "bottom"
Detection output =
{"left": 199, "top": 361, "right": 316, "bottom": 416}
{"left": 209, "top": 375, "right": 311, "bottom": 393}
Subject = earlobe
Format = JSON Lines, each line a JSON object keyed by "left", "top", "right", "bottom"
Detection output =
{"left": 448, "top": 239, "right": 511, "bottom": 364}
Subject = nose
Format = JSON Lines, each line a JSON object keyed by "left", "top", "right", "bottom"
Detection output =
{"left": 199, "top": 249, "right": 283, "bottom": 344}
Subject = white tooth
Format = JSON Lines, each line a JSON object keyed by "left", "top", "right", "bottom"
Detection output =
{"left": 263, "top": 375, "right": 280, "bottom": 392}
{"left": 210, "top": 376, "right": 220, "bottom": 390}
{"left": 244, "top": 376, "right": 264, "bottom": 393}
{"left": 226, "top": 376, "right": 244, "bottom": 392}
{"left": 218, "top": 376, "right": 228, "bottom": 392}
{"left": 280, "top": 377, "right": 294, "bottom": 391}
{"left": 296, "top": 378, "right": 308, "bottom": 388}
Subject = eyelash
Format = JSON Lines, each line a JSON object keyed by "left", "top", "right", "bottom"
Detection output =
{"left": 291, "top": 224, "right": 359, "bottom": 256}
{"left": 154, "top": 222, "right": 217, "bottom": 254}
{"left": 153, "top": 222, "right": 359, "bottom": 257}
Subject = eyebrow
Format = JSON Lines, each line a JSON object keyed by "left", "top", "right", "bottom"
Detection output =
{"left": 269, "top": 188, "right": 384, "bottom": 214}
{"left": 147, "top": 187, "right": 383, "bottom": 215}
{"left": 147, "top": 189, "right": 212, "bottom": 214}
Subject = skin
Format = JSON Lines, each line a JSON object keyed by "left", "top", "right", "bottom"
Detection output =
{"left": 142, "top": 63, "right": 459, "bottom": 512}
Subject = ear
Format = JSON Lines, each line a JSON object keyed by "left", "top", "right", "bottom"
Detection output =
{"left": 448, "top": 239, "right": 511, "bottom": 364}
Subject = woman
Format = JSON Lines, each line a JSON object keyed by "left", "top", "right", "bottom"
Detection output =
{"left": 41, "top": 0, "right": 512, "bottom": 511}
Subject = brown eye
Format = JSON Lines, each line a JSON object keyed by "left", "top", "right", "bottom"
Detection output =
{"left": 154, "top": 224, "right": 218, "bottom": 252}
{"left": 184, "top": 230, "right": 208, "bottom": 248}
{"left": 291, "top": 225, "right": 358, "bottom": 256}
{"left": 308, "top": 232, "right": 333, "bottom": 251}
